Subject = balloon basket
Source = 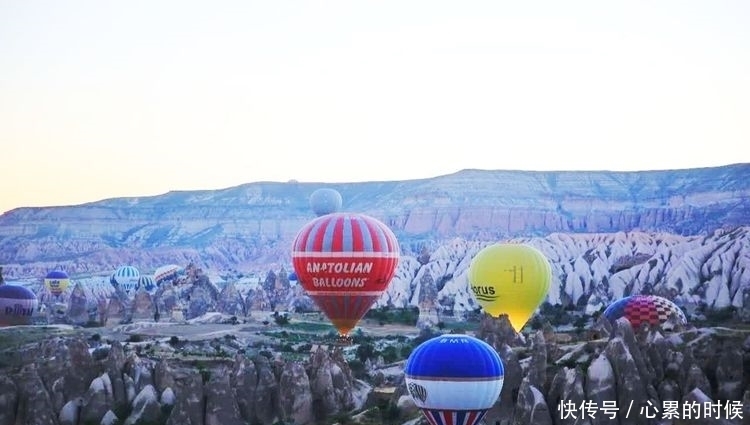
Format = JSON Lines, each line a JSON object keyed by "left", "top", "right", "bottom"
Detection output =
{"left": 334, "top": 334, "right": 353, "bottom": 347}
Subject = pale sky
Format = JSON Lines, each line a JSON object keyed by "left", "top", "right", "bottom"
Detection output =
{"left": 2, "top": 1, "right": 749, "bottom": 214}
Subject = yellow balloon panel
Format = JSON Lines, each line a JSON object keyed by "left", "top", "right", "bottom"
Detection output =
{"left": 44, "top": 278, "right": 70, "bottom": 296}
{"left": 468, "top": 243, "right": 552, "bottom": 332}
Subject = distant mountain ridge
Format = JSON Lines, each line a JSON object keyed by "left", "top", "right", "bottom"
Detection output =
{"left": 1, "top": 163, "right": 749, "bottom": 281}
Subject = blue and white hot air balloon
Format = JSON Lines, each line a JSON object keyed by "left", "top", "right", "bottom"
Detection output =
{"left": 404, "top": 334, "right": 505, "bottom": 425}
{"left": 138, "top": 275, "right": 156, "bottom": 294}
{"left": 309, "top": 188, "right": 343, "bottom": 216}
{"left": 113, "top": 266, "right": 140, "bottom": 295}
{"left": 0, "top": 284, "right": 39, "bottom": 326}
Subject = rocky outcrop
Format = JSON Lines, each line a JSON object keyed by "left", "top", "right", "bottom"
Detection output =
{"left": 7, "top": 226, "right": 750, "bottom": 325}
{"left": 471, "top": 315, "right": 749, "bottom": 425}
{"left": 0, "top": 335, "right": 363, "bottom": 425}
{"left": 2, "top": 164, "right": 749, "bottom": 281}
{"left": 2, "top": 318, "right": 750, "bottom": 425}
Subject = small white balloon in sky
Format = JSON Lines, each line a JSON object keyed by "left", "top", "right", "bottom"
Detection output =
{"left": 309, "top": 188, "right": 343, "bottom": 216}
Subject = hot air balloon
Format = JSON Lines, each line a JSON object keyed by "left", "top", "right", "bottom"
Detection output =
{"left": 309, "top": 188, "right": 343, "bottom": 216}
{"left": 154, "top": 264, "right": 182, "bottom": 285}
{"left": 468, "top": 243, "right": 552, "bottom": 332}
{"left": 292, "top": 212, "right": 400, "bottom": 337}
{"left": 44, "top": 270, "right": 70, "bottom": 298}
{"left": 404, "top": 334, "right": 504, "bottom": 425}
{"left": 113, "top": 266, "right": 140, "bottom": 295}
{"left": 603, "top": 294, "right": 687, "bottom": 329}
{"left": 138, "top": 275, "right": 157, "bottom": 293}
{"left": 0, "top": 284, "right": 39, "bottom": 326}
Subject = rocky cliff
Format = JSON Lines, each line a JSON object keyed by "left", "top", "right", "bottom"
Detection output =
{"left": 1, "top": 164, "right": 749, "bottom": 281}
{"left": 22, "top": 226, "right": 750, "bottom": 319}
{"left": 0, "top": 317, "right": 747, "bottom": 425}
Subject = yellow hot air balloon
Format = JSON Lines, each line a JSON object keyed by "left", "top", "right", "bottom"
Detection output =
{"left": 468, "top": 243, "right": 552, "bottom": 332}
{"left": 44, "top": 270, "right": 70, "bottom": 298}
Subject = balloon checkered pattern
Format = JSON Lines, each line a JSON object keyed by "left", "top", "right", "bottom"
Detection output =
{"left": 603, "top": 295, "right": 687, "bottom": 329}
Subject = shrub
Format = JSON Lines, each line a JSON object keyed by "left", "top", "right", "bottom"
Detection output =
{"left": 127, "top": 334, "right": 144, "bottom": 343}
{"left": 348, "top": 359, "right": 367, "bottom": 379}
{"left": 273, "top": 313, "right": 290, "bottom": 326}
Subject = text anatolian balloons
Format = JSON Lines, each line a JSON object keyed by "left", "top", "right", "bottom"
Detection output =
{"left": 468, "top": 243, "right": 552, "bottom": 332}
{"left": 292, "top": 212, "right": 399, "bottom": 337}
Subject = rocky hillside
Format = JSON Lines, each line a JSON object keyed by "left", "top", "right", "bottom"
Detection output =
{"left": 1, "top": 164, "right": 749, "bottom": 281}
{"left": 0, "top": 316, "right": 747, "bottom": 425}
{"left": 20, "top": 226, "right": 750, "bottom": 316}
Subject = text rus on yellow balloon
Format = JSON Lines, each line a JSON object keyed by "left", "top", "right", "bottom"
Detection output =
{"left": 467, "top": 243, "right": 552, "bottom": 332}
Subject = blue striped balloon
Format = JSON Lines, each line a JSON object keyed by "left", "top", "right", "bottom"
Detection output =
{"left": 138, "top": 275, "right": 156, "bottom": 293}
{"left": 113, "top": 266, "right": 140, "bottom": 295}
{"left": 0, "top": 284, "right": 39, "bottom": 326}
{"left": 404, "top": 334, "right": 504, "bottom": 425}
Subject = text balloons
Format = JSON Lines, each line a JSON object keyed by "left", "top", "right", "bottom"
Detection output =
{"left": 309, "top": 188, "right": 343, "bottom": 216}
{"left": 468, "top": 243, "right": 552, "bottom": 332}
{"left": 603, "top": 295, "right": 687, "bottom": 329}
{"left": 404, "top": 334, "right": 505, "bottom": 425}
{"left": 44, "top": 270, "right": 70, "bottom": 297}
{"left": 292, "top": 212, "right": 399, "bottom": 336}
{"left": 0, "top": 284, "right": 39, "bottom": 326}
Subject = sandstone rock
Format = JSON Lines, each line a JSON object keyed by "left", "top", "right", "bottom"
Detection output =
{"left": 204, "top": 367, "right": 244, "bottom": 425}
{"left": 217, "top": 282, "right": 247, "bottom": 317}
{"left": 512, "top": 378, "right": 552, "bottom": 425}
{"left": 14, "top": 363, "right": 58, "bottom": 425}
{"left": 80, "top": 373, "right": 114, "bottom": 424}
{"left": 278, "top": 361, "right": 314, "bottom": 425}
{"left": 125, "top": 385, "right": 161, "bottom": 425}
{"left": 164, "top": 368, "right": 204, "bottom": 425}
{"left": 0, "top": 374, "right": 17, "bottom": 425}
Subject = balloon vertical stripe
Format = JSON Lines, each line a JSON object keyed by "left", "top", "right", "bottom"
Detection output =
{"left": 292, "top": 212, "right": 400, "bottom": 336}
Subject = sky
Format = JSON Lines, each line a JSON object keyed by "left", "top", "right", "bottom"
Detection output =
{"left": 2, "top": 1, "right": 749, "bottom": 214}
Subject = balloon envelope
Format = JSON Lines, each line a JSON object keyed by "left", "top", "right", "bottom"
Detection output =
{"left": 404, "top": 334, "right": 504, "bottom": 425}
{"left": 603, "top": 295, "right": 687, "bottom": 329}
{"left": 0, "top": 284, "right": 39, "bottom": 326}
{"left": 44, "top": 270, "right": 70, "bottom": 297}
{"left": 113, "top": 266, "right": 140, "bottom": 295}
{"left": 309, "top": 188, "right": 343, "bottom": 216}
{"left": 291, "top": 212, "right": 399, "bottom": 336}
{"left": 154, "top": 264, "right": 182, "bottom": 284}
{"left": 468, "top": 243, "right": 552, "bottom": 332}
{"left": 138, "top": 275, "right": 157, "bottom": 293}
